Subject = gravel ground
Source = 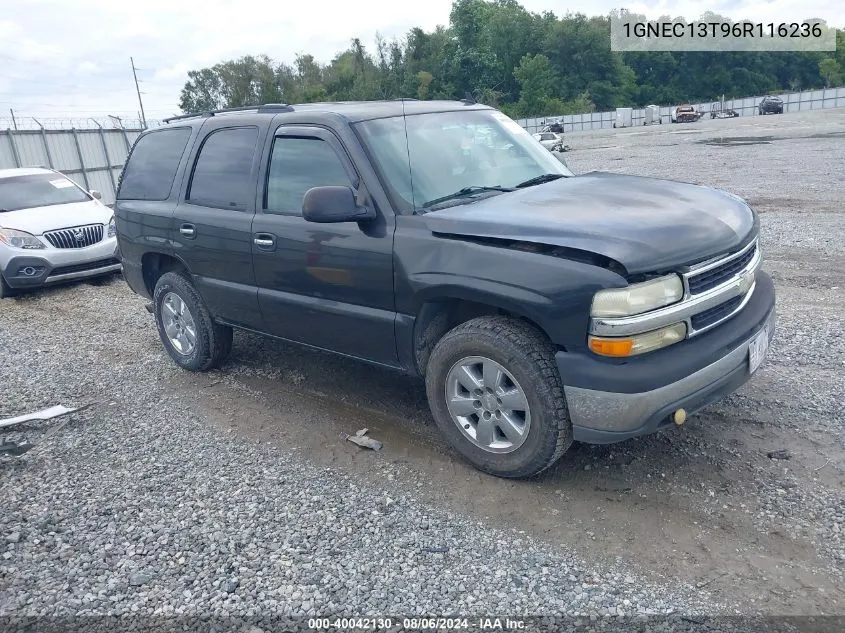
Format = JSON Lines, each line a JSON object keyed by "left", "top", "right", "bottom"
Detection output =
{"left": 0, "top": 280, "right": 718, "bottom": 629}
{"left": 1, "top": 107, "right": 844, "bottom": 630}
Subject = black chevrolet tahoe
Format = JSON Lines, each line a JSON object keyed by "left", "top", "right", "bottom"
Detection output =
{"left": 115, "top": 100, "right": 776, "bottom": 479}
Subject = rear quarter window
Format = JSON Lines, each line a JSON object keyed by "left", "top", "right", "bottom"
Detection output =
{"left": 117, "top": 127, "right": 192, "bottom": 201}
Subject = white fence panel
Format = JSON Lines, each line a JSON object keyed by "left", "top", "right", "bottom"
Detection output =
{"left": 0, "top": 127, "right": 144, "bottom": 206}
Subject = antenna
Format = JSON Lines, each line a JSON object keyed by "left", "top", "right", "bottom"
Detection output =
{"left": 398, "top": 98, "right": 417, "bottom": 212}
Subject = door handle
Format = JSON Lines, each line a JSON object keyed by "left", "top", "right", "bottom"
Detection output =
{"left": 179, "top": 224, "right": 196, "bottom": 237}
{"left": 253, "top": 234, "right": 275, "bottom": 248}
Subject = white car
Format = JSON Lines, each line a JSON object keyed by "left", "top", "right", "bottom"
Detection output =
{"left": 0, "top": 167, "right": 121, "bottom": 298}
{"left": 532, "top": 131, "right": 564, "bottom": 150}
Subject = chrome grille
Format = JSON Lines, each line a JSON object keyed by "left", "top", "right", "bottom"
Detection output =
{"left": 590, "top": 237, "right": 762, "bottom": 340}
{"left": 690, "top": 295, "right": 743, "bottom": 330}
{"left": 44, "top": 224, "right": 104, "bottom": 249}
{"left": 687, "top": 241, "right": 757, "bottom": 295}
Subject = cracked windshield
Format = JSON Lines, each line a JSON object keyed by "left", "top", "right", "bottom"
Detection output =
{"left": 357, "top": 109, "right": 572, "bottom": 211}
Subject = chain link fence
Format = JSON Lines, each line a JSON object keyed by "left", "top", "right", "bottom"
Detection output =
{"left": 0, "top": 117, "right": 162, "bottom": 131}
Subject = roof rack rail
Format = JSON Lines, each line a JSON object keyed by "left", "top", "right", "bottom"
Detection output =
{"left": 163, "top": 103, "right": 294, "bottom": 124}
{"left": 163, "top": 111, "right": 212, "bottom": 123}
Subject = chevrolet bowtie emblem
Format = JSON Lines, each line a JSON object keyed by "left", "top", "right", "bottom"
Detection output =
{"left": 737, "top": 270, "right": 754, "bottom": 294}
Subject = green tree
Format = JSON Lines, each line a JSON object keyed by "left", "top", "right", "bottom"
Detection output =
{"left": 179, "top": 55, "right": 281, "bottom": 111}
{"left": 819, "top": 57, "right": 842, "bottom": 88}
{"left": 179, "top": 68, "right": 225, "bottom": 112}
{"left": 416, "top": 71, "right": 434, "bottom": 99}
{"left": 513, "top": 53, "right": 555, "bottom": 116}
{"left": 177, "top": 1, "right": 844, "bottom": 116}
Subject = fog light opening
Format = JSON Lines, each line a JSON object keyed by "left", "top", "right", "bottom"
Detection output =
{"left": 21, "top": 266, "right": 37, "bottom": 276}
{"left": 673, "top": 408, "right": 687, "bottom": 426}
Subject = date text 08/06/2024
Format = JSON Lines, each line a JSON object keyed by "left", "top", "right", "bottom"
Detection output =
{"left": 308, "top": 617, "right": 527, "bottom": 630}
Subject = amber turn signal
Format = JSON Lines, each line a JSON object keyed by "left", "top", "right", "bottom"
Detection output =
{"left": 588, "top": 337, "right": 634, "bottom": 357}
{"left": 588, "top": 322, "right": 687, "bottom": 357}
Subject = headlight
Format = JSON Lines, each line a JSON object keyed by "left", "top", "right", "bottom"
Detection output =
{"left": 590, "top": 274, "right": 684, "bottom": 318}
{"left": 107, "top": 215, "right": 116, "bottom": 238}
{"left": 589, "top": 322, "right": 687, "bottom": 357}
{"left": 0, "top": 228, "right": 45, "bottom": 250}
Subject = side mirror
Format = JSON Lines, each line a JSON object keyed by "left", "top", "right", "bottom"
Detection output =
{"left": 302, "top": 186, "right": 375, "bottom": 224}
{"left": 90, "top": 189, "right": 102, "bottom": 200}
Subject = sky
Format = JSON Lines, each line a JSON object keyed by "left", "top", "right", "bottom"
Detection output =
{"left": 0, "top": 0, "right": 842, "bottom": 125}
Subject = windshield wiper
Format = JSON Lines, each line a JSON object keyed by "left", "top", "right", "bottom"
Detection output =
{"left": 515, "top": 173, "right": 565, "bottom": 189}
{"left": 421, "top": 185, "right": 515, "bottom": 209}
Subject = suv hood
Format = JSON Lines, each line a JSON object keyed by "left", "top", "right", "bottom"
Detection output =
{"left": 423, "top": 172, "right": 757, "bottom": 275}
{"left": 0, "top": 199, "right": 111, "bottom": 235}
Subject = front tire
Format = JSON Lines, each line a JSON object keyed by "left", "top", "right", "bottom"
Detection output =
{"left": 153, "top": 271, "right": 232, "bottom": 371}
{"left": 425, "top": 316, "right": 573, "bottom": 478}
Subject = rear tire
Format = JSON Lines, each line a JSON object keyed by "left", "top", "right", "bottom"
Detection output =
{"left": 153, "top": 271, "right": 233, "bottom": 371}
{"left": 425, "top": 316, "right": 573, "bottom": 479}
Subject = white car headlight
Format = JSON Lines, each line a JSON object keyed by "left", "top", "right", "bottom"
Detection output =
{"left": 107, "top": 215, "right": 116, "bottom": 238}
{"left": 591, "top": 274, "right": 684, "bottom": 318}
{"left": 0, "top": 227, "right": 45, "bottom": 250}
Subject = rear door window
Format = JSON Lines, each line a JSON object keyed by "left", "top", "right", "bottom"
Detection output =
{"left": 117, "top": 127, "right": 192, "bottom": 201}
{"left": 187, "top": 127, "right": 259, "bottom": 211}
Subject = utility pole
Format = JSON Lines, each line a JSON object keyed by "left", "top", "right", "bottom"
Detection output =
{"left": 130, "top": 56, "right": 147, "bottom": 129}
{"left": 9, "top": 108, "right": 17, "bottom": 130}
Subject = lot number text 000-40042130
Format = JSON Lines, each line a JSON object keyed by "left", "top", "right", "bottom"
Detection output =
{"left": 308, "top": 617, "right": 527, "bottom": 630}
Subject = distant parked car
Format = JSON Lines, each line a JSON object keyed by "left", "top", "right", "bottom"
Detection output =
{"left": 0, "top": 167, "right": 121, "bottom": 298}
{"left": 673, "top": 105, "right": 701, "bottom": 123}
{"left": 758, "top": 96, "right": 784, "bottom": 115}
{"left": 532, "top": 131, "right": 564, "bottom": 150}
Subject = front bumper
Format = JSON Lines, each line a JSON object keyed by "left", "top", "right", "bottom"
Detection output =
{"left": 557, "top": 270, "right": 776, "bottom": 444}
{"left": 1, "top": 238, "right": 122, "bottom": 289}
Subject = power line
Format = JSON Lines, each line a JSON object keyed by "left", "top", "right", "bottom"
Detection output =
{"left": 0, "top": 77, "right": 128, "bottom": 90}
{"left": 0, "top": 101, "right": 153, "bottom": 110}
{"left": 0, "top": 50, "right": 132, "bottom": 69}
{"left": 0, "top": 89, "right": 139, "bottom": 100}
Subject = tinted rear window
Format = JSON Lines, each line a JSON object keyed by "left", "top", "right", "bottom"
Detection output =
{"left": 117, "top": 127, "right": 192, "bottom": 201}
{"left": 187, "top": 127, "right": 259, "bottom": 211}
{"left": 0, "top": 173, "right": 90, "bottom": 212}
